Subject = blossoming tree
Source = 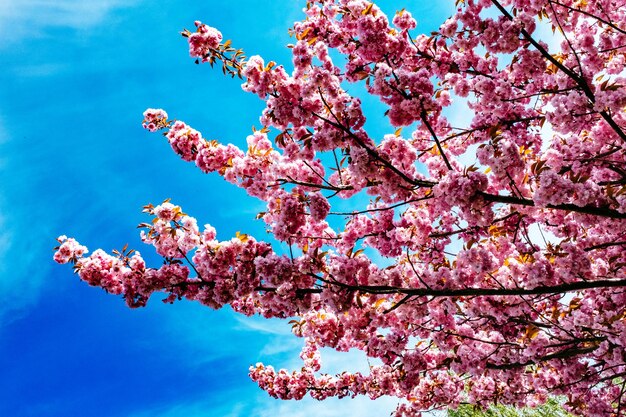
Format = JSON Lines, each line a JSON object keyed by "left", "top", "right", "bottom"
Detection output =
{"left": 55, "top": 0, "right": 626, "bottom": 415}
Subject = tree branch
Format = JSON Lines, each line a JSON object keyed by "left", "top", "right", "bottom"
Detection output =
{"left": 266, "top": 275, "right": 626, "bottom": 298}
{"left": 490, "top": 0, "right": 626, "bottom": 143}
{"left": 479, "top": 191, "right": 626, "bottom": 219}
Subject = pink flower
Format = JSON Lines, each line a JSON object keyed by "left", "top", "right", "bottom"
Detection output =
{"left": 153, "top": 202, "right": 179, "bottom": 221}
{"left": 188, "top": 21, "right": 223, "bottom": 59}
{"left": 142, "top": 108, "right": 168, "bottom": 132}
{"left": 309, "top": 192, "right": 330, "bottom": 222}
{"left": 53, "top": 236, "right": 88, "bottom": 264}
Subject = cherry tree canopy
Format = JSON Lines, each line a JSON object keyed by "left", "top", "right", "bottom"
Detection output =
{"left": 55, "top": 0, "right": 626, "bottom": 415}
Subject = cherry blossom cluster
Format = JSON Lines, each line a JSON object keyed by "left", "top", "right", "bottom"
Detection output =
{"left": 141, "top": 108, "right": 169, "bottom": 132}
{"left": 53, "top": 235, "right": 88, "bottom": 264}
{"left": 57, "top": 0, "right": 626, "bottom": 415}
{"left": 187, "top": 21, "right": 223, "bottom": 61}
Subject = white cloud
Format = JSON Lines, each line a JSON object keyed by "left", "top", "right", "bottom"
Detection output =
{"left": 0, "top": 114, "right": 7, "bottom": 145}
{"left": 128, "top": 398, "right": 245, "bottom": 417}
{"left": 10, "top": 63, "right": 71, "bottom": 78}
{"left": 127, "top": 309, "right": 402, "bottom": 417}
{"left": 250, "top": 395, "right": 398, "bottom": 417}
{"left": 234, "top": 315, "right": 294, "bottom": 336}
{"left": 0, "top": 0, "right": 138, "bottom": 45}
{"left": 151, "top": 304, "right": 401, "bottom": 416}
{"left": 0, "top": 216, "right": 49, "bottom": 325}
{"left": 0, "top": 115, "right": 39, "bottom": 324}
{"left": 127, "top": 389, "right": 399, "bottom": 417}
{"left": 0, "top": 213, "right": 9, "bottom": 280}
{"left": 234, "top": 315, "right": 304, "bottom": 356}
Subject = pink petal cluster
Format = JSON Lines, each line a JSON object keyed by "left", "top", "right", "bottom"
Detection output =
{"left": 142, "top": 108, "right": 168, "bottom": 132}
{"left": 165, "top": 121, "right": 203, "bottom": 162}
{"left": 53, "top": 235, "right": 88, "bottom": 264}
{"left": 188, "top": 21, "right": 223, "bottom": 60}
{"left": 308, "top": 191, "right": 330, "bottom": 222}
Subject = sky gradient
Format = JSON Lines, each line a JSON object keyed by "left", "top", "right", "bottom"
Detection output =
{"left": 0, "top": 1, "right": 455, "bottom": 416}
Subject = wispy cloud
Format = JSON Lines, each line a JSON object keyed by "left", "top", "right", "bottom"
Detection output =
{"left": 0, "top": 114, "right": 7, "bottom": 146}
{"left": 0, "top": 114, "right": 41, "bottom": 324}
{"left": 234, "top": 316, "right": 303, "bottom": 356}
{"left": 0, "top": 0, "right": 145, "bottom": 322}
{"left": 0, "top": 0, "right": 139, "bottom": 46}
{"left": 0, "top": 212, "right": 10, "bottom": 285}
{"left": 149, "top": 305, "right": 302, "bottom": 370}
{"left": 127, "top": 398, "right": 246, "bottom": 417}
{"left": 127, "top": 388, "right": 399, "bottom": 417}
{"left": 251, "top": 395, "right": 399, "bottom": 417}
{"left": 152, "top": 303, "right": 399, "bottom": 415}
{"left": 125, "top": 312, "right": 401, "bottom": 417}
{"left": 234, "top": 315, "right": 294, "bottom": 336}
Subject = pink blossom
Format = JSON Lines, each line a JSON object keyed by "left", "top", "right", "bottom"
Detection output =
{"left": 53, "top": 235, "right": 88, "bottom": 264}
{"left": 142, "top": 108, "right": 168, "bottom": 132}
{"left": 308, "top": 191, "right": 330, "bottom": 222}
{"left": 188, "top": 21, "right": 223, "bottom": 60}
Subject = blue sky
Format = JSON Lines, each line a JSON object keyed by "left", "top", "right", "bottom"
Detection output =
{"left": 0, "top": 1, "right": 454, "bottom": 416}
